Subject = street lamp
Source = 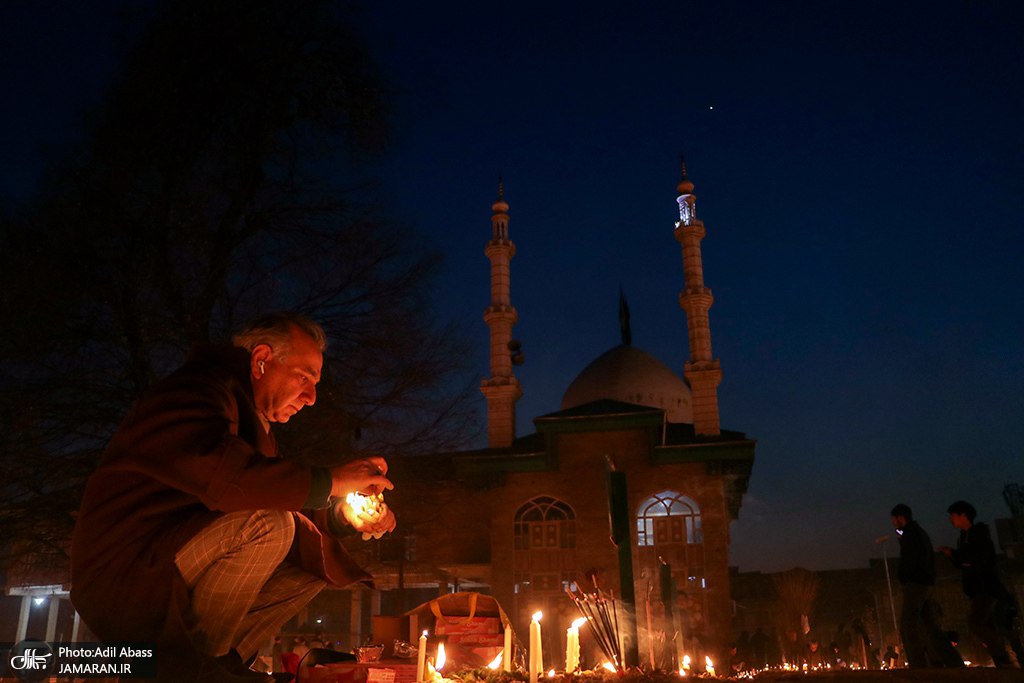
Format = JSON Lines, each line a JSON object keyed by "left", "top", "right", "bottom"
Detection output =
{"left": 875, "top": 535, "right": 900, "bottom": 655}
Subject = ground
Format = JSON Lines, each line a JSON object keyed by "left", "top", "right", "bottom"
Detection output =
{"left": 749, "top": 670, "right": 1024, "bottom": 682}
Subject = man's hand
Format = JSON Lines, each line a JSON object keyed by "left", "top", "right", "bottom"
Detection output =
{"left": 329, "top": 456, "right": 393, "bottom": 499}
{"left": 330, "top": 456, "right": 397, "bottom": 539}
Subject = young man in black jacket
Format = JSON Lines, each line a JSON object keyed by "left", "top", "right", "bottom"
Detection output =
{"left": 890, "top": 503, "right": 963, "bottom": 668}
{"left": 939, "top": 500, "right": 1020, "bottom": 668}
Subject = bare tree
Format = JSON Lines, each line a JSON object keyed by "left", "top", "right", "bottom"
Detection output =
{"left": 0, "top": 0, "right": 479, "bottom": 574}
{"left": 772, "top": 567, "right": 821, "bottom": 657}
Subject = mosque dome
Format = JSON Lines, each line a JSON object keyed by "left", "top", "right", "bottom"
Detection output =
{"left": 560, "top": 345, "right": 693, "bottom": 423}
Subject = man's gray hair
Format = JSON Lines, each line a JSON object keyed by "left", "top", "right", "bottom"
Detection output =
{"left": 232, "top": 312, "right": 328, "bottom": 358}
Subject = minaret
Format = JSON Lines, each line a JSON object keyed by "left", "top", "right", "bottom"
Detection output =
{"left": 674, "top": 156, "right": 722, "bottom": 436}
{"left": 481, "top": 180, "right": 522, "bottom": 448}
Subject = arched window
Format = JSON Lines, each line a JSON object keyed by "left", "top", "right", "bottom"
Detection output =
{"left": 636, "top": 491, "right": 702, "bottom": 547}
{"left": 514, "top": 496, "right": 576, "bottom": 550}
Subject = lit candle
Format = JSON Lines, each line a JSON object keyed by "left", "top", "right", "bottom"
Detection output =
{"left": 705, "top": 656, "right": 715, "bottom": 677}
{"left": 345, "top": 491, "right": 385, "bottom": 539}
{"left": 682, "top": 655, "right": 691, "bottom": 672}
{"left": 565, "top": 617, "right": 586, "bottom": 671}
{"left": 416, "top": 630, "right": 427, "bottom": 682}
{"left": 529, "top": 611, "right": 543, "bottom": 683}
{"left": 503, "top": 624, "right": 512, "bottom": 672}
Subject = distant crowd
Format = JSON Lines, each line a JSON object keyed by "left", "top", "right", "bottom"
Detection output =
{"left": 725, "top": 500, "right": 1023, "bottom": 673}
{"left": 723, "top": 620, "right": 901, "bottom": 673}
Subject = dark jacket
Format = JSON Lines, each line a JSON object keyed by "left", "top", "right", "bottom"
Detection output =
{"left": 949, "top": 522, "right": 1007, "bottom": 599}
{"left": 70, "top": 344, "right": 371, "bottom": 650}
{"left": 896, "top": 520, "right": 936, "bottom": 586}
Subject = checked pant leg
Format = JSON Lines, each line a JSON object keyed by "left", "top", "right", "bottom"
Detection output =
{"left": 234, "top": 562, "right": 326, "bottom": 662}
{"left": 175, "top": 509, "right": 296, "bottom": 657}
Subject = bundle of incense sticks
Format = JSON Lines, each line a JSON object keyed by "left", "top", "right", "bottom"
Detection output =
{"left": 565, "top": 587, "right": 622, "bottom": 672}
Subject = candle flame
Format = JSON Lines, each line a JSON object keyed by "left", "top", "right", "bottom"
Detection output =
{"left": 678, "top": 667, "right": 686, "bottom": 677}
{"left": 570, "top": 617, "right": 587, "bottom": 629}
{"left": 436, "top": 643, "right": 446, "bottom": 671}
{"left": 705, "top": 656, "right": 714, "bottom": 668}
{"left": 682, "top": 655, "right": 691, "bottom": 670}
{"left": 422, "top": 630, "right": 428, "bottom": 637}
{"left": 345, "top": 491, "right": 382, "bottom": 516}
{"left": 532, "top": 611, "right": 543, "bottom": 621}
{"left": 487, "top": 652, "right": 503, "bottom": 670}
{"left": 602, "top": 662, "right": 616, "bottom": 672}
{"left": 547, "top": 670, "right": 556, "bottom": 677}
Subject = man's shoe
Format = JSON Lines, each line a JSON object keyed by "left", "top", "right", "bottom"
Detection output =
{"left": 300, "top": 648, "right": 355, "bottom": 667}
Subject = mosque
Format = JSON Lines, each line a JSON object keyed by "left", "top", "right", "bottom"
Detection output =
{"left": 369, "top": 161, "right": 757, "bottom": 665}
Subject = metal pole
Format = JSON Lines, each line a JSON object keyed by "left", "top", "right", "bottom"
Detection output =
{"left": 606, "top": 457, "right": 640, "bottom": 668}
{"left": 875, "top": 536, "right": 900, "bottom": 649}
{"left": 659, "top": 559, "right": 678, "bottom": 671}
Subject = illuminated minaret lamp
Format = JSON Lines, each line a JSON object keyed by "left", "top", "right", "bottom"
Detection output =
{"left": 674, "top": 156, "right": 722, "bottom": 436}
{"left": 481, "top": 180, "right": 522, "bottom": 448}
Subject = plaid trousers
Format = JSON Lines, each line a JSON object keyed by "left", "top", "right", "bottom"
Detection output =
{"left": 175, "top": 509, "right": 326, "bottom": 661}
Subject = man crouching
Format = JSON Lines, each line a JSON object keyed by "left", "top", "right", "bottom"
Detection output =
{"left": 71, "top": 313, "right": 396, "bottom": 682}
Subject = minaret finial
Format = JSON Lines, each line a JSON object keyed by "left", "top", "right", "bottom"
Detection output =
{"left": 491, "top": 175, "right": 510, "bottom": 228}
{"left": 676, "top": 151, "right": 695, "bottom": 197}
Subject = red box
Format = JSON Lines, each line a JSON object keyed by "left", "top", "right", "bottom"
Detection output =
{"left": 434, "top": 616, "right": 500, "bottom": 636}
{"left": 435, "top": 616, "right": 503, "bottom": 667}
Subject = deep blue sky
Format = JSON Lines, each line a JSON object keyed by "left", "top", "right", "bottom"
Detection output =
{"left": 3, "top": 1, "right": 1023, "bottom": 573}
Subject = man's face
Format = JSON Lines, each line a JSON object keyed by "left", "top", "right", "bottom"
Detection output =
{"left": 891, "top": 515, "right": 907, "bottom": 531}
{"left": 949, "top": 512, "right": 971, "bottom": 530}
{"left": 252, "top": 327, "right": 323, "bottom": 423}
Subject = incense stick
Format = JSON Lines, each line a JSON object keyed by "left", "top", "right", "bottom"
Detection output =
{"left": 565, "top": 587, "right": 623, "bottom": 671}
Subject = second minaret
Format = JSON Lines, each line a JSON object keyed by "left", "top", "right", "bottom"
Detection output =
{"left": 481, "top": 181, "right": 522, "bottom": 448}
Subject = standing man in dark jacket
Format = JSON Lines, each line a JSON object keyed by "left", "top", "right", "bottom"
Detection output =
{"left": 890, "top": 503, "right": 963, "bottom": 668}
{"left": 71, "top": 313, "right": 396, "bottom": 682}
{"left": 939, "top": 500, "right": 1019, "bottom": 667}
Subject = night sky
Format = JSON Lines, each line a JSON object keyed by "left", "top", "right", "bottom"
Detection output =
{"left": 3, "top": 1, "right": 1023, "bottom": 573}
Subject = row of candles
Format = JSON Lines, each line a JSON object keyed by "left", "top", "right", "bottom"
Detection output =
{"left": 414, "top": 612, "right": 718, "bottom": 681}
{"left": 414, "top": 623, "right": 514, "bottom": 683}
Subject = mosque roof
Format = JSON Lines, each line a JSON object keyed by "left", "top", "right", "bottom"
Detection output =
{"left": 560, "top": 344, "right": 693, "bottom": 423}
